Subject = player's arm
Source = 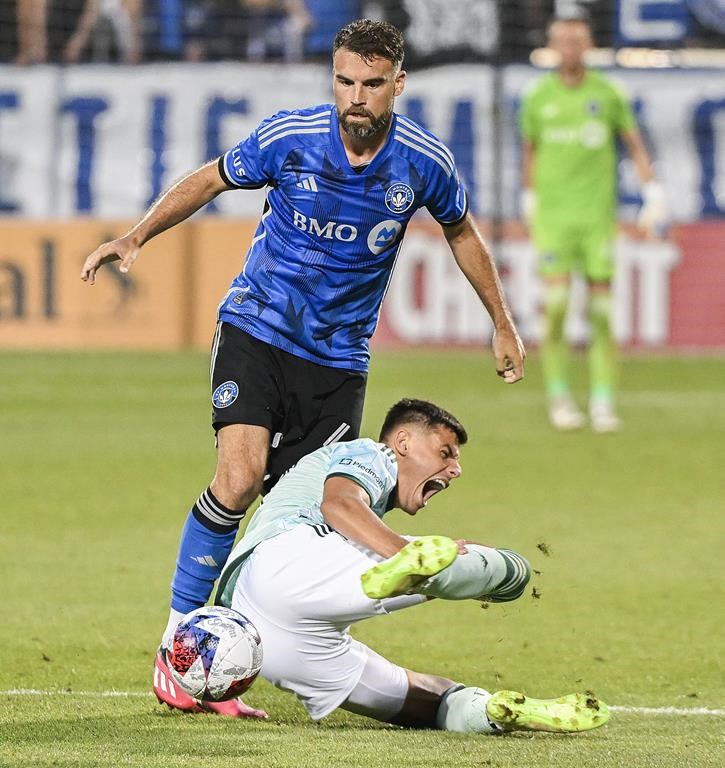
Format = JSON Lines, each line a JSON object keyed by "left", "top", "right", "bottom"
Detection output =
{"left": 80, "top": 159, "right": 230, "bottom": 284}
{"left": 442, "top": 213, "right": 526, "bottom": 383}
{"left": 320, "top": 476, "right": 408, "bottom": 558}
{"left": 620, "top": 128, "right": 653, "bottom": 183}
{"left": 620, "top": 129, "right": 667, "bottom": 238}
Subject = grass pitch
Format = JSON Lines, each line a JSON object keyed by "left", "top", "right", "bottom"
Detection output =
{"left": 1, "top": 349, "right": 723, "bottom": 768}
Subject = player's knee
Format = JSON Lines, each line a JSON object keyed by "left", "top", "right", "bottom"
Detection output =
{"left": 588, "top": 292, "right": 612, "bottom": 333}
{"left": 543, "top": 284, "right": 568, "bottom": 335}
{"left": 211, "top": 468, "right": 263, "bottom": 510}
{"left": 486, "top": 549, "right": 531, "bottom": 603}
{"left": 339, "top": 651, "right": 410, "bottom": 724}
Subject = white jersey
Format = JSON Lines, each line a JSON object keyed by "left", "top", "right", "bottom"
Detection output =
{"left": 216, "top": 438, "right": 397, "bottom": 606}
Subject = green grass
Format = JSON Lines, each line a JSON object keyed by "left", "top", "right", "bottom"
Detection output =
{"left": 1, "top": 350, "right": 724, "bottom": 767}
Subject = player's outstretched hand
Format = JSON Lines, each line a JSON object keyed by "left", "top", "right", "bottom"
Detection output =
{"left": 80, "top": 235, "right": 140, "bottom": 285}
{"left": 637, "top": 181, "right": 668, "bottom": 239}
{"left": 493, "top": 325, "right": 526, "bottom": 384}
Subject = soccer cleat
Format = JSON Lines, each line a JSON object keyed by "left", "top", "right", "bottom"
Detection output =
{"left": 548, "top": 397, "right": 586, "bottom": 431}
{"left": 199, "top": 698, "right": 269, "bottom": 719}
{"left": 153, "top": 648, "right": 268, "bottom": 719}
{"left": 486, "top": 690, "right": 610, "bottom": 733}
{"left": 153, "top": 648, "right": 205, "bottom": 713}
{"left": 589, "top": 399, "right": 621, "bottom": 433}
{"left": 361, "top": 536, "right": 458, "bottom": 599}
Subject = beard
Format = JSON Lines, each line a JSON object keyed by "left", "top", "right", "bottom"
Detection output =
{"left": 339, "top": 105, "right": 393, "bottom": 139}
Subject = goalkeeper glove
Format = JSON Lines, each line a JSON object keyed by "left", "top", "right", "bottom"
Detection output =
{"left": 637, "top": 181, "right": 668, "bottom": 238}
{"left": 520, "top": 188, "right": 536, "bottom": 226}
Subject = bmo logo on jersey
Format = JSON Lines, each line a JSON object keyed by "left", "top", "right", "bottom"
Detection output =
{"left": 368, "top": 220, "right": 403, "bottom": 255}
{"left": 292, "top": 210, "right": 358, "bottom": 242}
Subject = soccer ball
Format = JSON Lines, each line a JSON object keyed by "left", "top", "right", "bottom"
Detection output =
{"left": 167, "top": 606, "right": 263, "bottom": 702}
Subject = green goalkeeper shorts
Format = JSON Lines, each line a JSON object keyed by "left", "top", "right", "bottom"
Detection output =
{"left": 532, "top": 220, "right": 616, "bottom": 282}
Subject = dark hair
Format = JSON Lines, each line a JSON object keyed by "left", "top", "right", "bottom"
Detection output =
{"left": 379, "top": 398, "right": 468, "bottom": 445}
{"left": 333, "top": 19, "right": 405, "bottom": 70}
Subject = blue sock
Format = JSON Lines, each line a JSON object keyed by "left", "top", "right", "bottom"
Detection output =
{"left": 170, "top": 488, "right": 247, "bottom": 614}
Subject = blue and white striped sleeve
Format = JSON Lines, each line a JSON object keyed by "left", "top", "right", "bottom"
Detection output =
{"left": 394, "top": 116, "right": 468, "bottom": 225}
{"left": 425, "top": 162, "right": 468, "bottom": 225}
{"left": 219, "top": 111, "right": 293, "bottom": 189}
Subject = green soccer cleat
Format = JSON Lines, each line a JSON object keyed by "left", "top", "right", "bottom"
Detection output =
{"left": 361, "top": 536, "right": 459, "bottom": 599}
{"left": 486, "top": 690, "right": 610, "bottom": 733}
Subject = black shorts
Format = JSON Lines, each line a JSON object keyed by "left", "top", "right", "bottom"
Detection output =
{"left": 210, "top": 322, "right": 367, "bottom": 492}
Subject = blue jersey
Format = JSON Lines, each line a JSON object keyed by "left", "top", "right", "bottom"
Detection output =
{"left": 218, "top": 104, "right": 468, "bottom": 371}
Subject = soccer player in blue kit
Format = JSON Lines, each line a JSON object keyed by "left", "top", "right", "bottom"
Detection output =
{"left": 81, "top": 19, "right": 525, "bottom": 717}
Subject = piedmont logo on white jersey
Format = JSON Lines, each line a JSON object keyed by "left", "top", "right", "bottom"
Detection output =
{"left": 335, "top": 457, "right": 385, "bottom": 491}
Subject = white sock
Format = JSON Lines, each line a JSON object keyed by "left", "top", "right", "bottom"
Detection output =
{"left": 418, "top": 546, "right": 508, "bottom": 600}
{"left": 161, "top": 608, "right": 186, "bottom": 650}
{"left": 435, "top": 685, "right": 499, "bottom": 733}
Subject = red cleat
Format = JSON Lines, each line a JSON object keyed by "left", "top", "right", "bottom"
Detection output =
{"left": 153, "top": 648, "right": 268, "bottom": 719}
{"left": 200, "top": 699, "right": 268, "bottom": 719}
{"left": 153, "top": 648, "right": 206, "bottom": 712}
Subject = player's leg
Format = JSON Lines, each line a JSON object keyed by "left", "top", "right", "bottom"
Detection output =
{"left": 155, "top": 422, "right": 270, "bottom": 713}
{"left": 362, "top": 539, "right": 531, "bottom": 604}
{"left": 230, "top": 527, "right": 608, "bottom": 732}
{"left": 584, "top": 226, "right": 620, "bottom": 432}
{"left": 340, "top": 651, "right": 609, "bottom": 733}
{"left": 162, "top": 324, "right": 279, "bottom": 643}
{"left": 417, "top": 544, "right": 531, "bottom": 602}
{"left": 166, "top": 422, "right": 269, "bottom": 627}
{"left": 339, "top": 649, "right": 459, "bottom": 728}
{"left": 435, "top": 683, "right": 610, "bottom": 733}
{"left": 228, "top": 525, "right": 404, "bottom": 720}
{"left": 535, "top": 229, "right": 584, "bottom": 430}
{"left": 155, "top": 324, "right": 280, "bottom": 716}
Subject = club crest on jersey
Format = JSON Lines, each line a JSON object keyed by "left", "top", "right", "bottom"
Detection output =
{"left": 585, "top": 100, "right": 601, "bottom": 115}
{"left": 368, "top": 220, "right": 403, "bottom": 255}
{"left": 385, "top": 183, "right": 415, "bottom": 214}
{"left": 212, "top": 381, "right": 239, "bottom": 409}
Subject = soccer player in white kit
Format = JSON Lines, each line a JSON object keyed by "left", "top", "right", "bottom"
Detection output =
{"left": 215, "top": 399, "right": 610, "bottom": 733}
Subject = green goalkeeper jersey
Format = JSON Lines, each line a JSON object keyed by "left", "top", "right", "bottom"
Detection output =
{"left": 520, "top": 70, "right": 636, "bottom": 226}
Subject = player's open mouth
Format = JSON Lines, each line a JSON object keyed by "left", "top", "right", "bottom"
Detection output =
{"left": 422, "top": 478, "right": 448, "bottom": 504}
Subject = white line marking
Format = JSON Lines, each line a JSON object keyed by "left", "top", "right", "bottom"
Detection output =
{"left": 4, "top": 689, "right": 152, "bottom": 697}
{"left": 610, "top": 705, "right": 725, "bottom": 716}
{"left": 2, "top": 690, "right": 724, "bottom": 715}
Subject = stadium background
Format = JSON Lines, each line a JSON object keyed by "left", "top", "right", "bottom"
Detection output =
{"left": 1, "top": 0, "right": 724, "bottom": 350}
{"left": 1, "top": 3, "right": 724, "bottom": 767}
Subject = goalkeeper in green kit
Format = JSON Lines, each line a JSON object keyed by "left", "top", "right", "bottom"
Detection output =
{"left": 520, "top": 15, "right": 667, "bottom": 432}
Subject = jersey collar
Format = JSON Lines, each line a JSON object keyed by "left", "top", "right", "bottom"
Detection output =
{"left": 330, "top": 108, "right": 398, "bottom": 176}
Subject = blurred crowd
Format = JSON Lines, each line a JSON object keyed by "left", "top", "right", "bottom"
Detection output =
{"left": 1, "top": 0, "right": 723, "bottom": 66}
{"left": 1, "top": 0, "right": 364, "bottom": 64}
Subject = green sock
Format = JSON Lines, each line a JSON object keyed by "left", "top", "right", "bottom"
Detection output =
{"left": 541, "top": 283, "right": 570, "bottom": 398}
{"left": 588, "top": 291, "right": 617, "bottom": 401}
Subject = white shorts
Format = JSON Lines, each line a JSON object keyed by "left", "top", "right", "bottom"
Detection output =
{"left": 230, "top": 523, "right": 425, "bottom": 719}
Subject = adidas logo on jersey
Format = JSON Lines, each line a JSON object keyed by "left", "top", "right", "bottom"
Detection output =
{"left": 296, "top": 176, "right": 318, "bottom": 192}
